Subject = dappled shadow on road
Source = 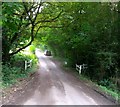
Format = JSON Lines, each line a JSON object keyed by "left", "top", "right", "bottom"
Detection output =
{"left": 46, "top": 57, "right": 116, "bottom": 105}
{"left": 5, "top": 49, "right": 116, "bottom": 105}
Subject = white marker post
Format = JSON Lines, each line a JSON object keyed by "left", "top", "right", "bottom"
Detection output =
{"left": 76, "top": 64, "right": 87, "bottom": 74}
{"left": 25, "top": 60, "right": 32, "bottom": 70}
{"left": 79, "top": 65, "right": 82, "bottom": 74}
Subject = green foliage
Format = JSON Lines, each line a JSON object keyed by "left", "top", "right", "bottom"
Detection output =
{"left": 2, "top": 52, "right": 38, "bottom": 88}
{"left": 11, "top": 53, "right": 31, "bottom": 62}
{"left": 2, "top": 2, "right": 64, "bottom": 63}
{"left": 2, "top": 64, "right": 21, "bottom": 86}
{"left": 99, "top": 85, "right": 119, "bottom": 101}
{"left": 2, "top": 2, "right": 120, "bottom": 97}
{"left": 11, "top": 52, "right": 38, "bottom": 67}
{"left": 29, "top": 45, "right": 36, "bottom": 54}
{"left": 98, "top": 79, "right": 117, "bottom": 91}
{"left": 37, "top": 2, "right": 119, "bottom": 81}
{"left": 34, "top": 5, "right": 120, "bottom": 103}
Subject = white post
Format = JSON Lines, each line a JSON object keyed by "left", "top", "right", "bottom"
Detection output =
{"left": 25, "top": 60, "right": 32, "bottom": 70}
{"left": 76, "top": 64, "right": 77, "bottom": 70}
{"left": 25, "top": 61, "right": 27, "bottom": 70}
{"left": 30, "top": 60, "right": 32, "bottom": 68}
{"left": 79, "top": 65, "right": 82, "bottom": 74}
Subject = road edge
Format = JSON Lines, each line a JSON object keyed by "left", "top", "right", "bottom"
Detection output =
{"left": 51, "top": 56, "right": 120, "bottom": 105}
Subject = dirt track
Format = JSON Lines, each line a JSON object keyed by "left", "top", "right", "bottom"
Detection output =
{"left": 5, "top": 49, "right": 116, "bottom": 105}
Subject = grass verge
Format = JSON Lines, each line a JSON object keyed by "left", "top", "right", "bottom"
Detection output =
{"left": 78, "top": 73, "right": 120, "bottom": 104}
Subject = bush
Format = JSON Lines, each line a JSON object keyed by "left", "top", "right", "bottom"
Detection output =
{"left": 29, "top": 45, "right": 36, "bottom": 54}
{"left": 2, "top": 52, "right": 38, "bottom": 88}
{"left": 2, "top": 64, "right": 21, "bottom": 86}
{"left": 98, "top": 78, "right": 118, "bottom": 92}
{"left": 98, "top": 79, "right": 111, "bottom": 87}
{"left": 10, "top": 53, "right": 38, "bottom": 68}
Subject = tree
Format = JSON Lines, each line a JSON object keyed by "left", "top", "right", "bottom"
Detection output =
{"left": 2, "top": 2, "right": 63, "bottom": 63}
{"left": 37, "top": 2, "right": 120, "bottom": 80}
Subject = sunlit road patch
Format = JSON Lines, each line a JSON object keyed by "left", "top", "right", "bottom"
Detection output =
{"left": 6, "top": 49, "right": 115, "bottom": 105}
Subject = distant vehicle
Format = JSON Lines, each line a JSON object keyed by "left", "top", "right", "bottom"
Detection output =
{"left": 44, "top": 50, "right": 52, "bottom": 56}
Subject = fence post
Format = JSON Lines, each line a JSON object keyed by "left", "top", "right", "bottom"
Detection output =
{"left": 76, "top": 64, "right": 87, "bottom": 74}
{"left": 25, "top": 60, "right": 32, "bottom": 70}
{"left": 79, "top": 65, "right": 82, "bottom": 74}
{"left": 25, "top": 60, "right": 27, "bottom": 70}
{"left": 29, "top": 60, "right": 32, "bottom": 68}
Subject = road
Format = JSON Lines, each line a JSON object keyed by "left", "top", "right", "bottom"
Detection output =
{"left": 6, "top": 49, "right": 115, "bottom": 105}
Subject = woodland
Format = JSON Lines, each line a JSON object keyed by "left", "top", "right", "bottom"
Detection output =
{"left": 2, "top": 2, "right": 120, "bottom": 101}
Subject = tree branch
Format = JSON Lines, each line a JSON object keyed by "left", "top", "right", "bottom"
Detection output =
{"left": 33, "top": 1, "right": 43, "bottom": 24}
{"left": 10, "top": 39, "right": 33, "bottom": 56}
{"left": 10, "top": 27, "right": 34, "bottom": 56}
{"left": 35, "top": 10, "right": 63, "bottom": 26}
{"left": 9, "top": 2, "right": 63, "bottom": 56}
{"left": 10, "top": 3, "right": 36, "bottom": 56}
{"left": 34, "top": 25, "right": 64, "bottom": 37}
{"left": 23, "top": 3, "right": 34, "bottom": 25}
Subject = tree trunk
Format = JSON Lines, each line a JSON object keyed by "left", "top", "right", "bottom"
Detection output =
{"left": 2, "top": 35, "right": 11, "bottom": 64}
{"left": 2, "top": 54, "right": 11, "bottom": 64}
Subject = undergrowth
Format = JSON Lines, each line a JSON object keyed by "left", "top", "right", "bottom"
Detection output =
{"left": 2, "top": 49, "right": 38, "bottom": 89}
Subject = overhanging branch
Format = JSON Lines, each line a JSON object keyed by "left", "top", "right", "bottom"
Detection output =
{"left": 35, "top": 10, "right": 63, "bottom": 26}
{"left": 10, "top": 27, "right": 34, "bottom": 56}
{"left": 10, "top": 39, "right": 33, "bottom": 56}
{"left": 33, "top": 2, "right": 43, "bottom": 24}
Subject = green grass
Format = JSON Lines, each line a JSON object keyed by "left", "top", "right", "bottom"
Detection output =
{"left": 79, "top": 74, "right": 120, "bottom": 103}
{"left": 50, "top": 55, "right": 120, "bottom": 103}
{"left": 98, "top": 85, "right": 120, "bottom": 102}
{"left": 63, "top": 65, "right": 120, "bottom": 103}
